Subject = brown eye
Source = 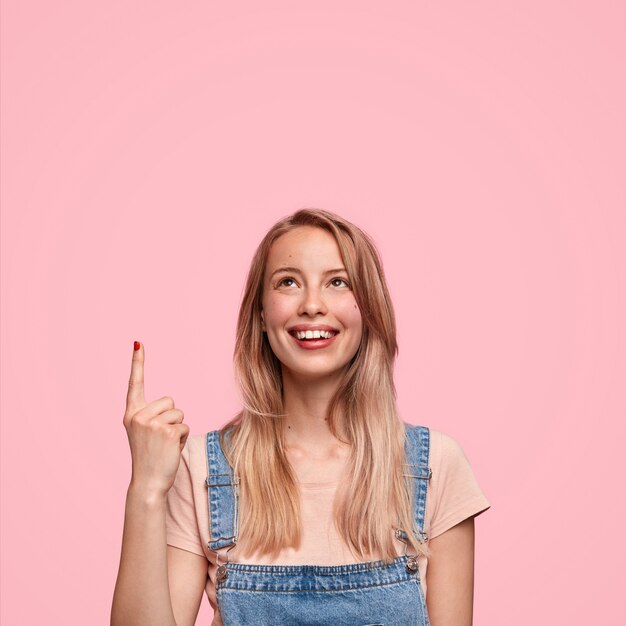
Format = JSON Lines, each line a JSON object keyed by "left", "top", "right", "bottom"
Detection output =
{"left": 330, "top": 278, "right": 350, "bottom": 288}
{"left": 278, "top": 277, "right": 297, "bottom": 287}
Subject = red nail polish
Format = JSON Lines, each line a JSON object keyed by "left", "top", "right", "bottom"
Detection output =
{"left": 134, "top": 341, "right": 140, "bottom": 351}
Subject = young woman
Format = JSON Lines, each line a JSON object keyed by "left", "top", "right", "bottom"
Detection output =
{"left": 111, "top": 208, "right": 490, "bottom": 626}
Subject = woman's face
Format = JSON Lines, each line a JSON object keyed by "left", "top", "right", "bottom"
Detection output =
{"left": 261, "top": 226, "right": 363, "bottom": 382}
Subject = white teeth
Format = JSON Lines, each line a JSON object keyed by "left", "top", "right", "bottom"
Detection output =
{"left": 294, "top": 329, "right": 336, "bottom": 340}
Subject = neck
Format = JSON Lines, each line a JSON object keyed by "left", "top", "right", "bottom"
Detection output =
{"left": 280, "top": 368, "right": 347, "bottom": 451}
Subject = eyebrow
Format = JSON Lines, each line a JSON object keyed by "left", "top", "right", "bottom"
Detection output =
{"left": 269, "top": 266, "right": 347, "bottom": 280}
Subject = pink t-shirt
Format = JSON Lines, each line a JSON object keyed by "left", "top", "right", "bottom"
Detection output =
{"left": 165, "top": 429, "right": 490, "bottom": 624}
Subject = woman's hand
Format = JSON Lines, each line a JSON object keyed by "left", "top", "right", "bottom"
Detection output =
{"left": 123, "top": 342, "right": 190, "bottom": 498}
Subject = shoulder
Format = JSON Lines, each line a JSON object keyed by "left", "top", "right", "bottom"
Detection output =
{"left": 180, "top": 433, "right": 209, "bottom": 478}
{"left": 402, "top": 423, "right": 482, "bottom": 485}
{"left": 427, "top": 428, "right": 481, "bottom": 480}
{"left": 182, "top": 428, "right": 234, "bottom": 475}
{"left": 402, "top": 423, "right": 465, "bottom": 459}
{"left": 429, "top": 429, "right": 467, "bottom": 459}
{"left": 183, "top": 432, "right": 208, "bottom": 456}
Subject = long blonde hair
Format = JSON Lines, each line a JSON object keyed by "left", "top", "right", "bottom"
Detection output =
{"left": 222, "top": 208, "right": 429, "bottom": 562}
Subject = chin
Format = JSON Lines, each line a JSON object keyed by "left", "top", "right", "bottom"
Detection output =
{"left": 282, "top": 363, "right": 350, "bottom": 381}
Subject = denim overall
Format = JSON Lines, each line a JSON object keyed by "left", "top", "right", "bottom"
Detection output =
{"left": 205, "top": 423, "right": 432, "bottom": 626}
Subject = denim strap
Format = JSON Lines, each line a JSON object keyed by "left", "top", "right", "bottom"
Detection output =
{"left": 205, "top": 429, "right": 239, "bottom": 551}
{"left": 397, "top": 423, "right": 432, "bottom": 543}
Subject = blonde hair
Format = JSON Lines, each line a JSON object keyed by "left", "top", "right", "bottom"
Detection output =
{"left": 222, "top": 208, "right": 429, "bottom": 562}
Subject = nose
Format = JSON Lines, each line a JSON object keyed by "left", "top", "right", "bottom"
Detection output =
{"left": 297, "top": 286, "right": 328, "bottom": 317}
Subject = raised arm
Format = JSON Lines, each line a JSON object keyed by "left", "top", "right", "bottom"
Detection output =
{"left": 111, "top": 342, "right": 206, "bottom": 626}
{"left": 425, "top": 516, "right": 476, "bottom": 626}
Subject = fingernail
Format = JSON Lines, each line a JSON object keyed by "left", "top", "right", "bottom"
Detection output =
{"left": 134, "top": 341, "right": 141, "bottom": 351}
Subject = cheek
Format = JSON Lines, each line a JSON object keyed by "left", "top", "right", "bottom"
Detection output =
{"left": 262, "top": 296, "right": 292, "bottom": 326}
{"left": 340, "top": 299, "right": 363, "bottom": 332}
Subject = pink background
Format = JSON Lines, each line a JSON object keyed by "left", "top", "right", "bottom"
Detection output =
{"left": 2, "top": 2, "right": 624, "bottom": 624}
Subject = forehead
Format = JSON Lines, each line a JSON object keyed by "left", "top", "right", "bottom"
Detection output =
{"left": 266, "top": 226, "right": 343, "bottom": 269}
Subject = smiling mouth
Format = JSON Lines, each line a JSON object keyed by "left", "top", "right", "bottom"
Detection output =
{"left": 288, "top": 330, "right": 339, "bottom": 341}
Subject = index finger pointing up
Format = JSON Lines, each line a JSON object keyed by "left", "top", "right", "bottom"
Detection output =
{"left": 126, "top": 340, "right": 146, "bottom": 412}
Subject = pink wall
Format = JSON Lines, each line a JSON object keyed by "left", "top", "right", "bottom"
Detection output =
{"left": 2, "top": 1, "right": 624, "bottom": 624}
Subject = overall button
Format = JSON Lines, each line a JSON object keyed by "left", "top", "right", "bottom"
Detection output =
{"left": 216, "top": 564, "right": 228, "bottom": 582}
{"left": 406, "top": 556, "right": 418, "bottom": 573}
